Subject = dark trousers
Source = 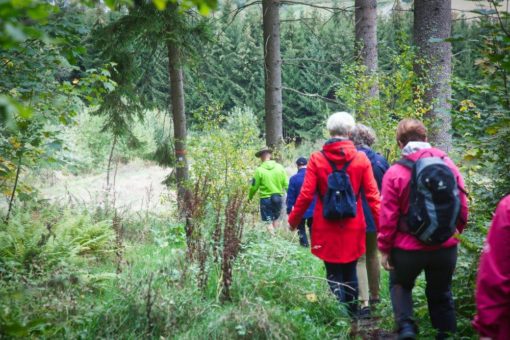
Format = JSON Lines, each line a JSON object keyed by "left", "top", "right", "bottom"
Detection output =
{"left": 324, "top": 260, "right": 358, "bottom": 318}
{"left": 390, "top": 246, "right": 457, "bottom": 339}
{"left": 297, "top": 218, "right": 313, "bottom": 247}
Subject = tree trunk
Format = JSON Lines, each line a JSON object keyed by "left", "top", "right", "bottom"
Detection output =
{"left": 167, "top": 41, "right": 190, "bottom": 208}
{"left": 414, "top": 0, "right": 453, "bottom": 151}
{"left": 355, "top": 0, "right": 379, "bottom": 115}
{"left": 262, "top": 0, "right": 283, "bottom": 149}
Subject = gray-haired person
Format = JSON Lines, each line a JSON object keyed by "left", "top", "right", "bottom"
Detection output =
{"left": 351, "top": 124, "right": 389, "bottom": 318}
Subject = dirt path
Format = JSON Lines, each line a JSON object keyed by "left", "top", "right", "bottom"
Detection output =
{"left": 40, "top": 160, "right": 174, "bottom": 213}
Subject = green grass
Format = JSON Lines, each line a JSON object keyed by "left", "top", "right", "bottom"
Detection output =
{"left": 0, "top": 205, "right": 480, "bottom": 339}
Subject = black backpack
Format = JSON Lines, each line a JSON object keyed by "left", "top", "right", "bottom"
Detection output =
{"left": 398, "top": 156, "right": 461, "bottom": 245}
{"left": 320, "top": 151, "right": 358, "bottom": 220}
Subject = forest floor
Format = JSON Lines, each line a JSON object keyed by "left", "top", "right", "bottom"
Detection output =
{"left": 3, "top": 160, "right": 477, "bottom": 339}
{"left": 39, "top": 160, "right": 173, "bottom": 213}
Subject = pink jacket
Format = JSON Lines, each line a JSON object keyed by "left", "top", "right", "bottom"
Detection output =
{"left": 473, "top": 195, "right": 510, "bottom": 340}
{"left": 377, "top": 147, "right": 468, "bottom": 254}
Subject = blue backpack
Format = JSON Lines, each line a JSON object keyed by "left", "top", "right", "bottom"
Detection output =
{"left": 320, "top": 151, "right": 358, "bottom": 220}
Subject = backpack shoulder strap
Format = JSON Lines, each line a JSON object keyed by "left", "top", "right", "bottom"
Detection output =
{"left": 396, "top": 158, "right": 414, "bottom": 169}
{"left": 320, "top": 150, "right": 338, "bottom": 171}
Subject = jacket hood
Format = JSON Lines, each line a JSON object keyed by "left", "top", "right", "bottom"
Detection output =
{"left": 322, "top": 140, "right": 357, "bottom": 165}
{"left": 404, "top": 147, "right": 447, "bottom": 162}
{"left": 261, "top": 160, "right": 277, "bottom": 170}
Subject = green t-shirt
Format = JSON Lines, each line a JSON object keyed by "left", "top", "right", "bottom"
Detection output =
{"left": 248, "top": 160, "right": 289, "bottom": 200}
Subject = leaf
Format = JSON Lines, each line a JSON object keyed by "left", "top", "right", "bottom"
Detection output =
{"left": 153, "top": 0, "right": 167, "bottom": 10}
{"left": 4, "top": 23, "right": 27, "bottom": 42}
{"left": 305, "top": 293, "right": 317, "bottom": 302}
{"left": 103, "top": 82, "right": 115, "bottom": 92}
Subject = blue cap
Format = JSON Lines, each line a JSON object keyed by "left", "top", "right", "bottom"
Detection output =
{"left": 296, "top": 157, "right": 307, "bottom": 166}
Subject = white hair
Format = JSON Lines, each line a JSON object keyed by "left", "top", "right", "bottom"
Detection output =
{"left": 326, "top": 112, "right": 355, "bottom": 137}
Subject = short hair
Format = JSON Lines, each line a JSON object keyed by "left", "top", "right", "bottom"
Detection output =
{"left": 351, "top": 124, "right": 376, "bottom": 147}
{"left": 326, "top": 112, "right": 355, "bottom": 137}
{"left": 396, "top": 119, "right": 428, "bottom": 146}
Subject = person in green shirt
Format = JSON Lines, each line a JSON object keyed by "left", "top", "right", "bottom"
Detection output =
{"left": 249, "top": 147, "right": 289, "bottom": 231}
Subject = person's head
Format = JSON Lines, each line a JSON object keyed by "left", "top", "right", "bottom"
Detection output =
{"left": 296, "top": 157, "right": 307, "bottom": 169}
{"left": 326, "top": 112, "right": 355, "bottom": 138}
{"left": 351, "top": 124, "right": 376, "bottom": 147}
{"left": 255, "top": 147, "right": 273, "bottom": 161}
{"left": 396, "top": 118, "right": 428, "bottom": 149}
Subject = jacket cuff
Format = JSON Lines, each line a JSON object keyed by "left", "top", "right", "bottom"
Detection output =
{"left": 377, "top": 242, "right": 391, "bottom": 254}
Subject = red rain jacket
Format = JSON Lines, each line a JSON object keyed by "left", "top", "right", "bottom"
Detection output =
{"left": 377, "top": 147, "right": 468, "bottom": 254}
{"left": 473, "top": 195, "right": 510, "bottom": 340}
{"left": 288, "top": 140, "right": 380, "bottom": 263}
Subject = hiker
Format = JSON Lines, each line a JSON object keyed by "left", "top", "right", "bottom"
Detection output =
{"left": 286, "top": 157, "right": 317, "bottom": 247}
{"left": 473, "top": 195, "right": 510, "bottom": 340}
{"left": 351, "top": 124, "right": 389, "bottom": 318}
{"left": 288, "top": 112, "right": 380, "bottom": 324}
{"left": 378, "top": 119, "right": 468, "bottom": 340}
{"left": 249, "top": 147, "right": 288, "bottom": 231}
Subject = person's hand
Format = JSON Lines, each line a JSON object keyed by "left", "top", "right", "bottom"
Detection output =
{"left": 287, "top": 218, "right": 298, "bottom": 231}
{"left": 380, "top": 252, "right": 394, "bottom": 271}
{"left": 480, "top": 337, "right": 492, "bottom": 340}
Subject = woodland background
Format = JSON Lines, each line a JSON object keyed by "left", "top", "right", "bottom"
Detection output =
{"left": 1, "top": 0, "right": 509, "bottom": 338}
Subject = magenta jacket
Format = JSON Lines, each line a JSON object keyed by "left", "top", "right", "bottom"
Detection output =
{"left": 473, "top": 195, "right": 510, "bottom": 340}
{"left": 377, "top": 147, "right": 468, "bottom": 254}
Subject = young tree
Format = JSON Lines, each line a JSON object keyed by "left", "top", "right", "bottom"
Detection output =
{"left": 413, "top": 0, "right": 453, "bottom": 151}
{"left": 262, "top": 0, "right": 283, "bottom": 149}
{"left": 93, "top": 2, "right": 210, "bottom": 210}
{"left": 354, "top": 0, "right": 378, "bottom": 115}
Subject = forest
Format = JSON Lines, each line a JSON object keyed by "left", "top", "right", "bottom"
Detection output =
{"left": 1, "top": 0, "right": 509, "bottom": 338}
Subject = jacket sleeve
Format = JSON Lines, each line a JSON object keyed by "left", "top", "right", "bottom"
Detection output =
{"left": 286, "top": 177, "right": 297, "bottom": 214}
{"left": 362, "top": 159, "right": 381, "bottom": 230}
{"left": 248, "top": 169, "right": 261, "bottom": 200}
{"left": 378, "top": 168, "right": 400, "bottom": 254}
{"left": 473, "top": 197, "right": 510, "bottom": 338}
{"left": 288, "top": 155, "right": 318, "bottom": 227}
{"left": 375, "top": 155, "right": 390, "bottom": 191}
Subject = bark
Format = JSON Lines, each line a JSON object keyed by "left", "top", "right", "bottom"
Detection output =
{"left": 355, "top": 0, "right": 379, "bottom": 115}
{"left": 167, "top": 41, "right": 190, "bottom": 208}
{"left": 5, "top": 153, "right": 22, "bottom": 224}
{"left": 414, "top": 0, "right": 453, "bottom": 151}
{"left": 106, "top": 134, "right": 117, "bottom": 189}
{"left": 262, "top": 0, "right": 283, "bottom": 149}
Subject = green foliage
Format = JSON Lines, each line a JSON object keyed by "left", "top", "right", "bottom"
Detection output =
{"left": 0, "top": 201, "right": 351, "bottom": 339}
{"left": 189, "top": 106, "right": 260, "bottom": 193}
{"left": 0, "top": 206, "right": 115, "bottom": 276}
{"left": 336, "top": 43, "right": 428, "bottom": 162}
{"left": 452, "top": 6, "right": 510, "bottom": 203}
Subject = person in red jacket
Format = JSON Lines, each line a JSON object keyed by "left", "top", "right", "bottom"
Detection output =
{"left": 288, "top": 111, "right": 380, "bottom": 321}
{"left": 473, "top": 195, "right": 510, "bottom": 340}
{"left": 378, "top": 119, "right": 468, "bottom": 340}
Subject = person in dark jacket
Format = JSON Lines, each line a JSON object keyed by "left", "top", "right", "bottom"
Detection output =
{"left": 286, "top": 157, "right": 317, "bottom": 247}
{"left": 351, "top": 124, "right": 389, "bottom": 317}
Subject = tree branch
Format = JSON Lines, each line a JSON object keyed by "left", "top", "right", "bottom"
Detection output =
{"left": 281, "top": 1, "right": 353, "bottom": 13}
{"left": 5, "top": 153, "right": 22, "bottom": 224}
{"left": 282, "top": 86, "right": 340, "bottom": 104}
{"left": 488, "top": 0, "right": 510, "bottom": 38}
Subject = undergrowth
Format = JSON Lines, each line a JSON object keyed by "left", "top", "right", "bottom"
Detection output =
{"left": 0, "top": 201, "right": 483, "bottom": 339}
